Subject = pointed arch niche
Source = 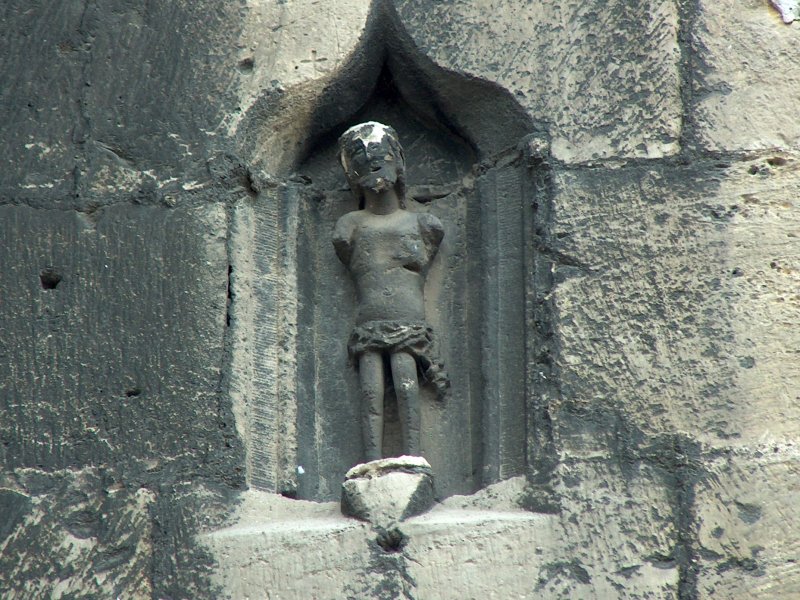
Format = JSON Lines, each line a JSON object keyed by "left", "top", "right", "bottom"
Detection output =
{"left": 229, "top": 7, "right": 553, "bottom": 501}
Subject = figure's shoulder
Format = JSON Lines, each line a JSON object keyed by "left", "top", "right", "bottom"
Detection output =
{"left": 415, "top": 211, "right": 444, "bottom": 248}
{"left": 416, "top": 211, "right": 443, "bottom": 230}
{"left": 334, "top": 210, "right": 363, "bottom": 234}
{"left": 333, "top": 212, "right": 358, "bottom": 252}
{"left": 334, "top": 211, "right": 362, "bottom": 263}
{"left": 335, "top": 210, "right": 361, "bottom": 226}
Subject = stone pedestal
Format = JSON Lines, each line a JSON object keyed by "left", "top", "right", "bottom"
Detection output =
{"left": 341, "top": 456, "right": 435, "bottom": 526}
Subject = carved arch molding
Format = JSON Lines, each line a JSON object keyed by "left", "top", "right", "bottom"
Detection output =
{"left": 228, "top": 2, "right": 557, "bottom": 501}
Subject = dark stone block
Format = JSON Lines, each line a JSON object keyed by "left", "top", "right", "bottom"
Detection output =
{"left": 0, "top": 202, "right": 240, "bottom": 478}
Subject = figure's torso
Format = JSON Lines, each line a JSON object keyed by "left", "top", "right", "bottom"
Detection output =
{"left": 343, "top": 210, "right": 432, "bottom": 324}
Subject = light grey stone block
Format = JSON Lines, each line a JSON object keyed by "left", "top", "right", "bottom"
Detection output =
{"left": 692, "top": 0, "right": 800, "bottom": 152}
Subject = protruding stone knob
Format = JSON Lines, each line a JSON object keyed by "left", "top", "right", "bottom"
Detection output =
{"left": 341, "top": 456, "right": 435, "bottom": 526}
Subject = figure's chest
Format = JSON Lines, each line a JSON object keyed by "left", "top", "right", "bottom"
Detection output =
{"left": 352, "top": 217, "right": 424, "bottom": 265}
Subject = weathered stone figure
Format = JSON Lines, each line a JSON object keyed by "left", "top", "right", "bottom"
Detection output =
{"left": 333, "top": 122, "right": 448, "bottom": 461}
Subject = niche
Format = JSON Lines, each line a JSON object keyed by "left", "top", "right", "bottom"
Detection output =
{"left": 229, "top": 6, "right": 550, "bottom": 501}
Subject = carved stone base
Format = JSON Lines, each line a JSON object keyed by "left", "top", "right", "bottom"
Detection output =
{"left": 341, "top": 456, "right": 435, "bottom": 526}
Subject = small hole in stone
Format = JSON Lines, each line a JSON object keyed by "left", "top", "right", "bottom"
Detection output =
{"left": 376, "top": 528, "right": 407, "bottom": 553}
{"left": 238, "top": 57, "right": 255, "bottom": 71}
{"left": 125, "top": 388, "right": 141, "bottom": 397}
{"left": 766, "top": 157, "right": 787, "bottom": 167}
{"left": 748, "top": 165, "right": 759, "bottom": 175}
{"left": 40, "top": 268, "right": 62, "bottom": 290}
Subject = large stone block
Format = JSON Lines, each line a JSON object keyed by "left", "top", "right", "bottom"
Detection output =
{"left": 549, "top": 154, "right": 800, "bottom": 451}
{"left": 408, "top": 464, "right": 677, "bottom": 599}
{"left": 202, "top": 491, "right": 375, "bottom": 600}
{"left": 403, "top": 508, "right": 557, "bottom": 599}
{"left": 206, "top": 464, "right": 679, "bottom": 599}
{"left": 691, "top": 0, "right": 800, "bottom": 152}
{"left": 1, "top": 0, "right": 247, "bottom": 201}
{"left": 545, "top": 460, "right": 679, "bottom": 598}
{"left": 227, "top": 0, "right": 370, "bottom": 138}
{"left": 0, "top": 202, "right": 234, "bottom": 472}
{"left": 204, "top": 485, "right": 558, "bottom": 600}
{"left": 396, "top": 0, "right": 682, "bottom": 162}
{"left": 1, "top": 0, "right": 88, "bottom": 198}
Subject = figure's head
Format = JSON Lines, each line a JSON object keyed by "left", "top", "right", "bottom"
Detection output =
{"left": 338, "top": 122, "right": 406, "bottom": 203}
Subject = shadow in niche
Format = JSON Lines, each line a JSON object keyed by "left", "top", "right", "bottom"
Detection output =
{"left": 294, "top": 68, "right": 480, "bottom": 498}
{"left": 229, "top": 0, "right": 548, "bottom": 503}
{"left": 291, "top": 66, "right": 468, "bottom": 500}
{"left": 290, "top": 56, "right": 537, "bottom": 501}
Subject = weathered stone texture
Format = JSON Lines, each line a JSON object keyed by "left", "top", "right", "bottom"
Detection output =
{"left": 202, "top": 492, "right": 374, "bottom": 600}
{"left": 549, "top": 154, "right": 800, "bottom": 450}
{"left": 549, "top": 461, "right": 679, "bottom": 598}
{"left": 395, "top": 0, "right": 682, "bottom": 162}
{"left": 0, "top": 469, "right": 154, "bottom": 599}
{"left": 2, "top": 0, "right": 799, "bottom": 597}
{"left": 406, "top": 463, "right": 679, "bottom": 599}
{"left": 696, "top": 447, "right": 800, "bottom": 599}
{"left": 228, "top": 0, "right": 370, "bottom": 139}
{"left": 0, "top": 203, "right": 231, "bottom": 470}
{"left": 1, "top": 0, "right": 245, "bottom": 202}
{"left": 0, "top": 200, "right": 243, "bottom": 597}
{"left": 691, "top": 0, "right": 800, "bottom": 152}
{"left": 207, "top": 468, "right": 680, "bottom": 599}
{"left": 545, "top": 151, "right": 799, "bottom": 596}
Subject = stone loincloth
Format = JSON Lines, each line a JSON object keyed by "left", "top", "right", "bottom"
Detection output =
{"left": 348, "top": 320, "right": 449, "bottom": 400}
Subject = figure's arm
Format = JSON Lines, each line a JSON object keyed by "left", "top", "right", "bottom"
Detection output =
{"left": 418, "top": 213, "right": 444, "bottom": 259}
{"left": 333, "top": 215, "right": 354, "bottom": 266}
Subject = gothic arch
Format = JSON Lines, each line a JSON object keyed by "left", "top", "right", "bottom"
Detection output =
{"left": 228, "top": 0, "right": 556, "bottom": 501}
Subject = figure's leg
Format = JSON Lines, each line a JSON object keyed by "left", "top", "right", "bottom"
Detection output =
{"left": 390, "top": 351, "right": 420, "bottom": 455}
{"left": 359, "top": 351, "right": 384, "bottom": 461}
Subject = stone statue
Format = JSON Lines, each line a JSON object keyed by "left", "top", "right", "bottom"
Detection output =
{"left": 333, "top": 122, "right": 448, "bottom": 462}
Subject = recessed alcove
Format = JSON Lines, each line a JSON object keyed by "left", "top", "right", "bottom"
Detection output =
{"left": 228, "top": 2, "right": 553, "bottom": 503}
{"left": 291, "top": 65, "right": 485, "bottom": 500}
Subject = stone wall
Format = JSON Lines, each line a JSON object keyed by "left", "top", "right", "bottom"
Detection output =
{"left": 1, "top": 0, "right": 798, "bottom": 598}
